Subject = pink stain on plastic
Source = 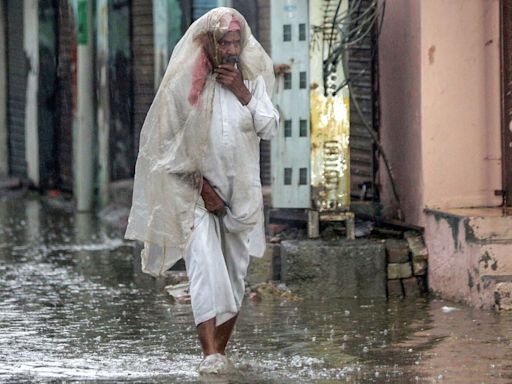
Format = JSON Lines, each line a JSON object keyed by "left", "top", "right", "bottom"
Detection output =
{"left": 228, "top": 16, "right": 241, "bottom": 32}
{"left": 188, "top": 50, "right": 212, "bottom": 106}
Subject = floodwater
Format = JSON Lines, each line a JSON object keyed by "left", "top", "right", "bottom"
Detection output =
{"left": 1, "top": 195, "right": 512, "bottom": 384}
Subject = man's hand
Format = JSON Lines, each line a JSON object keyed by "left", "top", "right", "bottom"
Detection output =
{"left": 215, "top": 64, "right": 252, "bottom": 105}
{"left": 201, "top": 178, "right": 226, "bottom": 216}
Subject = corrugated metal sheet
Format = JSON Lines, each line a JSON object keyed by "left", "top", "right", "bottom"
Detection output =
{"left": 502, "top": 0, "right": 512, "bottom": 206}
{"left": 347, "top": 0, "right": 376, "bottom": 199}
{"left": 6, "top": 0, "right": 27, "bottom": 178}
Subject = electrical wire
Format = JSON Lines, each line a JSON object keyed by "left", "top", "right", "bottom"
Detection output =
{"left": 321, "top": 0, "right": 403, "bottom": 220}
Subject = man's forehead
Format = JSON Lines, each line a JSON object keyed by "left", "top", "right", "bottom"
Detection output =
{"left": 220, "top": 31, "right": 241, "bottom": 42}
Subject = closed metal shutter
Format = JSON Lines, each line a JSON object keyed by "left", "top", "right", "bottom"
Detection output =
{"left": 347, "top": 0, "right": 377, "bottom": 199}
{"left": 6, "top": 0, "right": 27, "bottom": 178}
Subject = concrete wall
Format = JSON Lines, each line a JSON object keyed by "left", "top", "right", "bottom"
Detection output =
{"left": 425, "top": 208, "right": 512, "bottom": 309}
{"left": 421, "top": 0, "right": 501, "bottom": 212}
{"left": 379, "top": 0, "right": 501, "bottom": 226}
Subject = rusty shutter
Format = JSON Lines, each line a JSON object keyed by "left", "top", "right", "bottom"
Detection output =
{"left": 502, "top": 0, "right": 512, "bottom": 206}
{"left": 132, "top": 0, "right": 154, "bottom": 152}
{"left": 347, "top": 0, "right": 377, "bottom": 200}
{"left": 6, "top": 0, "right": 27, "bottom": 178}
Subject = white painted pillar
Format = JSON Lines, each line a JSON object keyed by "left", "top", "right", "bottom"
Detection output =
{"left": 96, "top": 0, "right": 110, "bottom": 208}
{"left": 24, "top": 0, "right": 39, "bottom": 186}
{"left": 0, "top": 1, "right": 7, "bottom": 177}
{"left": 75, "top": 0, "right": 95, "bottom": 211}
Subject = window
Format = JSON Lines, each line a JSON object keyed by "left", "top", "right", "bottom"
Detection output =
{"left": 299, "top": 168, "right": 308, "bottom": 185}
{"left": 299, "top": 23, "right": 306, "bottom": 41}
{"left": 283, "top": 24, "right": 291, "bottom": 41}
{"left": 299, "top": 119, "right": 307, "bottom": 137}
{"left": 284, "top": 168, "right": 292, "bottom": 185}
{"left": 284, "top": 119, "right": 292, "bottom": 137}
{"left": 284, "top": 72, "right": 292, "bottom": 89}
{"left": 299, "top": 71, "right": 307, "bottom": 89}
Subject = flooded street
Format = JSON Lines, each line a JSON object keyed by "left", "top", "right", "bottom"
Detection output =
{"left": 1, "top": 195, "right": 512, "bottom": 383}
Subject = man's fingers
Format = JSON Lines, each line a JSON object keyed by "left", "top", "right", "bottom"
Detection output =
{"left": 216, "top": 67, "right": 238, "bottom": 76}
{"left": 217, "top": 64, "right": 237, "bottom": 72}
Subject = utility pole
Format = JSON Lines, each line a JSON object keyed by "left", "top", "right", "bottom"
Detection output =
{"left": 75, "top": 0, "right": 95, "bottom": 211}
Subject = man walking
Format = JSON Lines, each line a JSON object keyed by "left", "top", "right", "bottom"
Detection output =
{"left": 125, "top": 7, "right": 279, "bottom": 374}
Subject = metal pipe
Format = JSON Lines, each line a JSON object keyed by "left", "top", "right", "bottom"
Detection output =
{"left": 75, "top": 0, "right": 95, "bottom": 211}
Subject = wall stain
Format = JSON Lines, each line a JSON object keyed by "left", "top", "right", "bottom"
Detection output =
{"left": 468, "top": 270, "right": 474, "bottom": 289}
{"left": 479, "top": 251, "right": 492, "bottom": 269}
{"left": 428, "top": 45, "right": 436, "bottom": 64}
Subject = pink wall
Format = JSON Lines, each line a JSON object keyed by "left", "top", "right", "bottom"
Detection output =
{"left": 378, "top": 0, "right": 423, "bottom": 224}
{"left": 379, "top": 0, "right": 502, "bottom": 226}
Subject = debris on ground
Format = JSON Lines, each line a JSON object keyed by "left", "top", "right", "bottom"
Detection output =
{"left": 246, "top": 281, "right": 303, "bottom": 302}
{"left": 162, "top": 270, "right": 189, "bottom": 285}
{"left": 165, "top": 282, "right": 191, "bottom": 304}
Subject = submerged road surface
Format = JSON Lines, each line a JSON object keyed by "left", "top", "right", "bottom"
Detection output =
{"left": 1, "top": 195, "right": 512, "bottom": 383}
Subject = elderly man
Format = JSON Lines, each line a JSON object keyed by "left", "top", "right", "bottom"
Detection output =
{"left": 125, "top": 7, "right": 279, "bottom": 374}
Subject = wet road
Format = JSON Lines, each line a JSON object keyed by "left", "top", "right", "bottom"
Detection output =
{"left": 1, "top": 195, "right": 512, "bottom": 383}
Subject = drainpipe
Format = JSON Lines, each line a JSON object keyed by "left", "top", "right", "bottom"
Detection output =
{"left": 0, "top": 0, "right": 7, "bottom": 176}
{"left": 75, "top": 0, "right": 94, "bottom": 211}
{"left": 24, "top": 0, "right": 39, "bottom": 186}
{"left": 96, "top": 0, "right": 110, "bottom": 208}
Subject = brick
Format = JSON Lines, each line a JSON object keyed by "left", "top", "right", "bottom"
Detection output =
{"left": 385, "top": 239, "right": 410, "bottom": 263}
{"left": 404, "top": 231, "right": 428, "bottom": 261}
{"left": 402, "top": 277, "right": 421, "bottom": 298}
{"left": 413, "top": 260, "right": 428, "bottom": 276}
{"left": 387, "top": 262, "right": 412, "bottom": 279}
{"left": 387, "top": 279, "right": 404, "bottom": 299}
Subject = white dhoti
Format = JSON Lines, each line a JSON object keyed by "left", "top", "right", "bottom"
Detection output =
{"left": 184, "top": 204, "right": 251, "bottom": 326}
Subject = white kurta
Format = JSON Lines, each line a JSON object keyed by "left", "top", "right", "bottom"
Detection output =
{"left": 184, "top": 74, "right": 278, "bottom": 325}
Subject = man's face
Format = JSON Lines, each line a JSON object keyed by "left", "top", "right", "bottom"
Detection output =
{"left": 217, "top": 31, "right": 241, "bottom": 66}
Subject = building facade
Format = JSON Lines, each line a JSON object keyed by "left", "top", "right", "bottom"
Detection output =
{"left": 379, "top": 0, "right": 512, "bottom": 309}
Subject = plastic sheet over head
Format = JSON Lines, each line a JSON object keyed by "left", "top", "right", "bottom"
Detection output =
{"left": 124, "top": 7, "right": 275, "bottom": 276}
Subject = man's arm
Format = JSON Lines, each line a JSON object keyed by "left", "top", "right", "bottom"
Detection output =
{"left": 215, "top": 65, "right": 279, "bottom": 140}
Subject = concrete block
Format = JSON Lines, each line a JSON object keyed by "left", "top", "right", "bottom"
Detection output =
{"left": 385, "top": 239, "right": 410, "bottom": 263}
{"left": 387, "top": 279, "right": 404, "bottom": 299}
{"left": 247, "top": 244, "right": 276, "bottom": 286}
{"left": 387, "top": 262, "right": 412, "bottom": 279}
{"left": 281, "top": 239, "right": 386, "bottom": 298}
{"left": 413, "top": 260, "right": 428, "bottom": 276}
